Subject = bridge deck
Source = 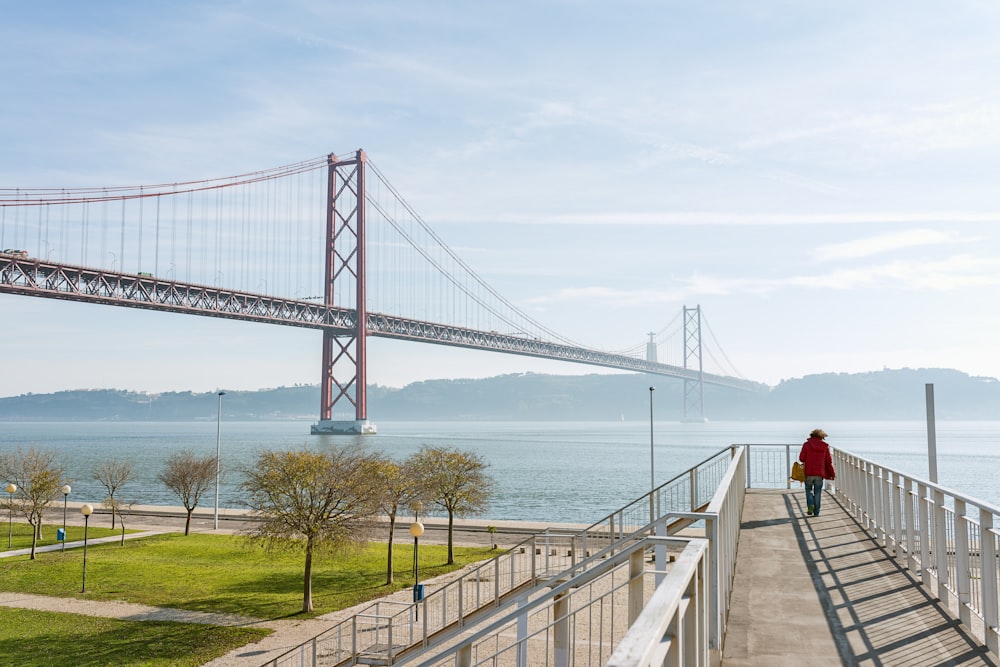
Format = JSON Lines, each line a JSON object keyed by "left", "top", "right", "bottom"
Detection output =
{"left": 724, "top": 488, "right": 997, "bottom": 666}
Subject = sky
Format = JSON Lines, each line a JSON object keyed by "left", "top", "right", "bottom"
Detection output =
{"left": 2, "top": 1, "right": 1000, "bottom": 399}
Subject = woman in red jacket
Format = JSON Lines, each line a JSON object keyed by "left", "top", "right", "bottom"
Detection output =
{"left": 798, "top": 428, "right": 835, "bottom": 516}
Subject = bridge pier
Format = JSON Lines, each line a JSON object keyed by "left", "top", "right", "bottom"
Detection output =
{"left": 310, "top": 419, "right": 377, "bottom": 435}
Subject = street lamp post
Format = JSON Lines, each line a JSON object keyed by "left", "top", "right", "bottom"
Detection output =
{"left": 80, "top": 504, "right": 93, "bottom": 592}
{"left": 649, "top": 386, "right": 656, "bottom": 522}
{"left": 6, "top": 483, "right": 16, "bottom": 549}
{"left": 214, "top": 390, "right": 226, "bottom": 530}
{"left": 61, "top": 485, "right": 71, "bottom": 551}
{"left": 410, "top": 501, "right": 425, "bottom": 621}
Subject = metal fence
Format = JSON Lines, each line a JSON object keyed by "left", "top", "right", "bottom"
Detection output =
{"left": 404, "top": 448, "right": 748, "bottom": 667}
{"left": 832, "top": 447, "right": 1000, "bottom": 658}
{"left": 265, "top": 447, "right": 741, "bottom": 667}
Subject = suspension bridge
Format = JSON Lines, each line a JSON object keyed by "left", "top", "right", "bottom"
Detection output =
{"left": 0, "top": 150, "right": 761, "bottom": 433}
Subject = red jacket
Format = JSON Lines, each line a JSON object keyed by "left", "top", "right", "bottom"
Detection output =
{"left": 799, "top": 437, "right": 835, "bottom": 479}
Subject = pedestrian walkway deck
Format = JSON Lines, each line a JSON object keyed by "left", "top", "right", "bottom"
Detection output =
{"left": 724, "top": 488, "right": 996, "bottom": 666}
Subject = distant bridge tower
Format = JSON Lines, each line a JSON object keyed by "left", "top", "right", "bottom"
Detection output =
{"left": 311, "top": 150, "right": 375, "bottom": 435}
{"left": 645, "top": 332, "right": 658, "bottom": 363}
{"left": 683, "top": 305, "right": 706, "bottom": 422}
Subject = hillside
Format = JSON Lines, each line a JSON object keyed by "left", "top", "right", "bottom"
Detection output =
{"left": 2, "top": 368, "right": 999, "bottom": 422}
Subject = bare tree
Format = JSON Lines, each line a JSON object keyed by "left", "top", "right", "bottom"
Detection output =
{"left": 408, "top": 446, "right": 494, "bottom": 565}
{"left": 241, "top": 447, "right": 382, "bottom": 613}
{"left": 0, "top": 446, "right": 66, "bottom": 559}
{"left": 369, "top": 456, "right": 424, "bottom": 585}
{"left": 93, "top": 458, "right": 134, "bottom": 529}
{"left": 116, "top": 498, "right": 137, "bottom": 546}
{"left": 158, "top": 450, "right": 215, "bottom": 536}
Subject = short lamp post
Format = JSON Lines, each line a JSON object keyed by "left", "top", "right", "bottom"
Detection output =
{"left": 61, "top": 485, "right": 71, "bottom": 551}
{"left": 80, "top": 503, "right": 93, "bottom": 593}
{"left": 410, "top": 501, "right": 425, "bottom": 620}
{"left": 6, "top": 483, "right": 16, "bottom": 549}
{"left": 214, "top": 390, "right": 226, "bottom": 530}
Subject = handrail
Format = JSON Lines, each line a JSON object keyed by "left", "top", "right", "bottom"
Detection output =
{"left": 398, "top": 447, "right": 748, "bottom": 666}
{"left": 831, "top": 446, "right": 1000, "bottom": 658}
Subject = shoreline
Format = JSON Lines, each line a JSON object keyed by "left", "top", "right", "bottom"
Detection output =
{"left": 42, "top": 501, "right": 592, "bottom": 548}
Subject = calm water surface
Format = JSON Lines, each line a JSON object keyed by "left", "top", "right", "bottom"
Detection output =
{"left": 2, "top": 420, "right": 997, "bottom": 523}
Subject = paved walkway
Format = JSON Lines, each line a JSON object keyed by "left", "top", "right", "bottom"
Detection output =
{"left": 724, "top": 488, "right": 997, "bottom": 666}
{"left": 0, "top": 531, "right": 167, "bottom": 558}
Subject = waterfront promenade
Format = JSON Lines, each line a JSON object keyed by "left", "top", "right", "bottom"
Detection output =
{"left": 3, "top": 484, "right": 999, "bottom": 664}
{"left": 725, "top": 488, "right": 996, "bottom": 666}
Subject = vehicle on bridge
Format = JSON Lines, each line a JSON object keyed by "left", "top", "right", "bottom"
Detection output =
{"left": 1, "top": 249, "right": 29, "bottom": 258}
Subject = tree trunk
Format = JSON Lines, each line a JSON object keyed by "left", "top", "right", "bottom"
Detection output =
{"left": 303, "top": 540, "right": 314, "bottom": 613}
{"left": 386, "top": 516, "right": 396, "bottom": 585}
{"left": 110, "top": 497, "right": 117, "bottom": 530}
{"left": 184, "top": 509, "right": 193, "bottom": 536}
{"left": 29, "top": 521, "right": 38, "bottom": 560}
{"left": 447, "top": 511, "right": 455, "bottom": 565}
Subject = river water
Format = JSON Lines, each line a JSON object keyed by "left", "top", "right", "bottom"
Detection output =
{"left": 2, "top": 420, "right": 997, "bottom": 523}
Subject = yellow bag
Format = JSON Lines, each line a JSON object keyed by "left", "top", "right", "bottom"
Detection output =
{"left": 790, "top": 461, "right": 806, "bottom": 483}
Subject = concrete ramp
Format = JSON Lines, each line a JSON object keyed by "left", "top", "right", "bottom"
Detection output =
{"left": 723, "top": 488, "right": 996, "bottom": 666}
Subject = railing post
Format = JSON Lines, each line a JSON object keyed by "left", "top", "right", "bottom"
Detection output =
{"left": 553, "top": 592, "right": 570, "bottom": 667}
{"left": 918, "top": 482, "right": 932, "bottom": 587}
{"left": 902, "top": 477, "right": 916, "bottom": 571}
{"left": 891, "top": 471, "right": 903, "bottom": 558}
{"left": 864, "top": 461, "right": 875, "bottom": 530}
{"left": 628, "top": 548, "right": 645, "bottom": 625}
{"left": 655, "top": 515, "right": 667, "bottom": 587}
{"left": 953, "top": 499, "right": 971, "bottom": 627}
{"left": 979, "top": 509, "right": 999, "bottom": 657}
{"left": 705, "top": 515, "right": 721, "bottom": 651}
{"left": 933, "top": 489, "right": 949, "bottom": 600}
{"left": 516, "top": 594, "right": 529, "bottom": 667}
{"left": 876, "top": 465, "right": 888, "bottom": 545}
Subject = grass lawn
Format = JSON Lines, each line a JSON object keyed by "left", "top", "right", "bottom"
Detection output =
{"left": 0, "top": 607, "right": 271, "bottom": 667}
{"left": 2, "top": 520, "right": 129, "bottom": 551}
{"left": 0, "top": 530, "right": 496, "bottom": 620}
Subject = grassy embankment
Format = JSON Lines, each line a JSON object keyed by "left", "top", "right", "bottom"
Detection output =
{"left": 0, "top": 522, "right": 496, "bottom": 666}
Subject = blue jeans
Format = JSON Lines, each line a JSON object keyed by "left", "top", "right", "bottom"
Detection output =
{"left": 805, "top": 476, "right": 824, "bottom": 514}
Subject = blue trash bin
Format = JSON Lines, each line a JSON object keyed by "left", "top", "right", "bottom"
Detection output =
{"left": 57, "top": 528, "right": 65, "bottom": 541}
{"left": 413, "top": 583, "right": 424, "bottom": 602}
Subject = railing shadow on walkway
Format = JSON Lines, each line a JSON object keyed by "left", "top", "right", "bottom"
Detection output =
{"left": 785, "top": 492, "right": 996, "bottom": 666}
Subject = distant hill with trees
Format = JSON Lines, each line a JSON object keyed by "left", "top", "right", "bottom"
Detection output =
{"left": 1, "top": 368, "right": 998, "bottom": 422}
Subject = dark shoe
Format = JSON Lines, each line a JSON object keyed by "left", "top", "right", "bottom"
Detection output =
{"left": 807, "top": 505, "right": 814, "bottom": 516}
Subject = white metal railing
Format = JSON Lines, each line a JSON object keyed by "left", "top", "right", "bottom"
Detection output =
{"left": 831, "top": 447, "right": 1000, "bottom": 658}
{"left": 393, "top": 447, "right": 747, "bottom": 667}
{"left": 265, "top": 447, "right": 740, "bottom": 667}
{"left": 405, "top": 535, "right": 712, "bottom": 667}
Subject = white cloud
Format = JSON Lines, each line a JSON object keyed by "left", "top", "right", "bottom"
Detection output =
{"left": 815, "top": 229, "right": 972, "bottom": 262}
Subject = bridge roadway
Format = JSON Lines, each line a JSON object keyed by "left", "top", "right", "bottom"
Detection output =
{"left": 0, "top": 255, "right": 761, "bottom": 391}
{"left": 725, "top": 488, "right": 996, "bottom": 666}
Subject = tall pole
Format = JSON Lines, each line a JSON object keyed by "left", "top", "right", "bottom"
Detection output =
{"left": 61, "top": 485, "right": 71, "bottom": 551}
{"left": 649, "top": 386, "right": 656, "bottom": 522}
{"left": 214, "top": 390, "right": 226, "bottom": 530}
{"left": 6, "top": 483, "right": 15, "bottom": 549}
{"left": 410, "top": 502, "right": 425, "bottom": 622}
{"left": 926, "top": 383, "right": 938, "bottom": 483}
{"left": 81, "top": 504, "right": 93, "bottom": 593}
